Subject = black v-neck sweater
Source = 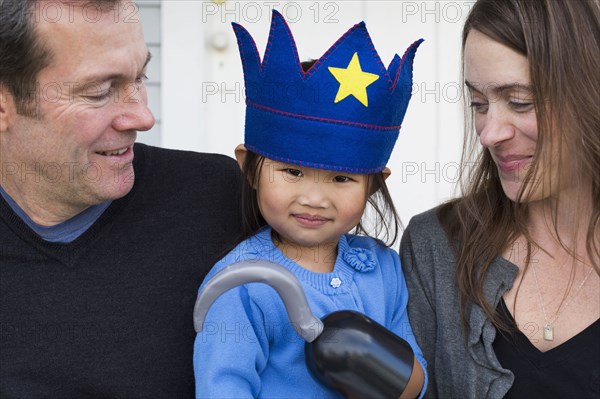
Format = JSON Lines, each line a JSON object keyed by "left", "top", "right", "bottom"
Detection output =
{"left": 1, "top": 144, "right": 242, "bottom": 398}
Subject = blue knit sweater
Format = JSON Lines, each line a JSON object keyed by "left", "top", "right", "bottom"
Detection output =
{"left": 193, "top": 227, "right": 427, "bottom": 398}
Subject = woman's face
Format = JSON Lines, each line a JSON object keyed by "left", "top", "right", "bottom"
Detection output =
{"left": 464, "top": 29, "right": 540, "bottom": 203}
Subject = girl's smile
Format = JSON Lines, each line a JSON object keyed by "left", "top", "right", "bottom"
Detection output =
{"left": 293, "top": 213, "right": 331, "bottom": 228}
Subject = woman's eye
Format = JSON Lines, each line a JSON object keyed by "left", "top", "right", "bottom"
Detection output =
{"left": 333, "top": 175, "right": 351, "bottom": 183}
{"left": 470, "top": 101, "right": 488, "bottom": 114}
{"left": 285, "top": 168, "right": 303, "bottom": 177}
{"left": 508, "top": 101, "right": 534, "bottom": 112}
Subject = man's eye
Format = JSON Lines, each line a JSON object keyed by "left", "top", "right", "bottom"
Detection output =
{"left": 135, "top": 74, "right": 149, "bottom": 85}
{"left": 87, "top": 88, "right": 114, "bottom": 102}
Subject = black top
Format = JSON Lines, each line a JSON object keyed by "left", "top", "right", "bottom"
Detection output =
{"left": 0, "top": 144, "right": 242, "bottom": 398}
{"left": 493, "top": 298, "right": 600, "bottom": 398}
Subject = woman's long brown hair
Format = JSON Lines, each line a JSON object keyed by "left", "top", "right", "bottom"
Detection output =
{"left": 441, "top": 0, "right": 600, "bottom": 332}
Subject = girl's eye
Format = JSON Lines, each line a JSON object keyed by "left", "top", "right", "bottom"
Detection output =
{"left": 333, "top": 175, "right": 351, "bottom": 183}
{"left": 285, "top": 168, "right": 303, "bottom": 177}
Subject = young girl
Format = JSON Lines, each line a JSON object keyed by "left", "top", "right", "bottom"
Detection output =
{"left": 194, "top": 10, "right": 427, "bottom": 398}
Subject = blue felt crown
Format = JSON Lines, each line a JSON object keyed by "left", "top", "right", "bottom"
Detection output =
{"left": 233, "top": 10, "right": 423, "bottom": 173}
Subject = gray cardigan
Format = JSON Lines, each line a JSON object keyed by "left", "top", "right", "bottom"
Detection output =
{"left": 400, "top": 207, "right": 518, "bottom": 398}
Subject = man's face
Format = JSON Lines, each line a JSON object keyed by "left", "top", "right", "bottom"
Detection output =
{"left": 1, "top": 1, "right": 155, "bottom": 219}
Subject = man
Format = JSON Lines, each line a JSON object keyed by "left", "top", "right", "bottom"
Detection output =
{"left": 0, "top": 1, "right": 241, "bottom": 397}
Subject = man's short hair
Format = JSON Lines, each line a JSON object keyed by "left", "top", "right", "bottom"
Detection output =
{"left": 0, "top": 0, "right": 121, "bottom": 116}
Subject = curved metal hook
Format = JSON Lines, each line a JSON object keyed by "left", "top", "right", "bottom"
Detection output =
{"left": 193, "top": 260, "right": 324, "bottom": 342}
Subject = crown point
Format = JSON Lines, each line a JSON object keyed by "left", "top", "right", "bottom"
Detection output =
{"left": 398, "top": 38, "right": 424, "bottom": 83}
{"left": 232, "top": 22, "right": 261, "bottom": 78}
{"left": 261, "top": 6, "right": 302, "bottom": 76}
{"left": 271, "top": 9, "right": 284, "bottom": 19}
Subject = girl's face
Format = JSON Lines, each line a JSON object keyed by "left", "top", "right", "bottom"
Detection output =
{"left": 256, "top": 159, "right": 368, "bottom": 257}
{"left": 464, "top": 29, "right": 539, "bottom": 203}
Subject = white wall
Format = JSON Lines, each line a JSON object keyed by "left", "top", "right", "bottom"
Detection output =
{"left": 140, "top": 1, "right": 474, "bottom": 225}
{"left": 137, "top": 0, "right": 162, "bottom": 146}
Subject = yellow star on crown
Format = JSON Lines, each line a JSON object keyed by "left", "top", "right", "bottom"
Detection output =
{"left": 328, "top": 52, "right": 379, "bottom": 107}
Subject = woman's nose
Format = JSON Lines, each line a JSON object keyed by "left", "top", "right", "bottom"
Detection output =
{"left": 477, "top": 106, "right": 516, "bottom": 148}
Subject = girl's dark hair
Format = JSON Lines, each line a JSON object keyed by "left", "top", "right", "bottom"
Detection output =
{"left": 239, "top": 150, "right": 267, "bottom": 238}
{"left": 443, "top": 0, "right": 600, "bottom": 334}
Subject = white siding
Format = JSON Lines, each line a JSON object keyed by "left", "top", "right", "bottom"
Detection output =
{"left": 137, "top": 0, "right": 162, "bottom": 147}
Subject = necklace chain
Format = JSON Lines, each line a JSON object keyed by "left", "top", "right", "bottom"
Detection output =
{"left": 531, "top": 263, "right": 594, "bottom": 341}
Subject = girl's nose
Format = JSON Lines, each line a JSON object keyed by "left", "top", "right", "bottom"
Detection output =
{"left": 297, "top": 184, "right": 331, "bottom": 208}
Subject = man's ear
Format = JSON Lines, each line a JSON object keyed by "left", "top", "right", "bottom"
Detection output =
{"left": 0, "top": 85, "right": 17, "bottom": 132}
{"left": 234, "top": 144, "right": 247, "bottom": 171}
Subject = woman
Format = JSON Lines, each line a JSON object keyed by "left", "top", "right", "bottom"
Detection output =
{"left": 400, "top": 0, "right": 599, "bottom": 397}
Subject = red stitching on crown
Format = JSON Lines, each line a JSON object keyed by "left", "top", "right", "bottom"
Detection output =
{"left": 393, "top": 39, "right": 423, "bottom": 90}
{"left": 280, "top": 16, "right": 304, "bottom": 78}
{"left": 233, "top": 24, "right": 258, "bottom": 85}
{"left": 303, "top": 22, "right": 362, "bottom": 79}
{"left": 247, "top": 101, "right": 401, "bottom": 131}
{"left": 261, "top": 12, "right": 304, "bottom": 78}
{"left": 358, "top": 26, "right": 393, "bottom": 90}
{"left": 261, "top": 20, "right": 277, "bottom": 74}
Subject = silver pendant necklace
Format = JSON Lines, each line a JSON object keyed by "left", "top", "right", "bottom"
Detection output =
{"left": 531, "top": 263, "right": 594, "bottom": 341}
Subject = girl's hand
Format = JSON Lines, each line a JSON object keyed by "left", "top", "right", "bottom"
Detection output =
{"left": 399, "top": 357, "right": 425, "bottom": 399}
